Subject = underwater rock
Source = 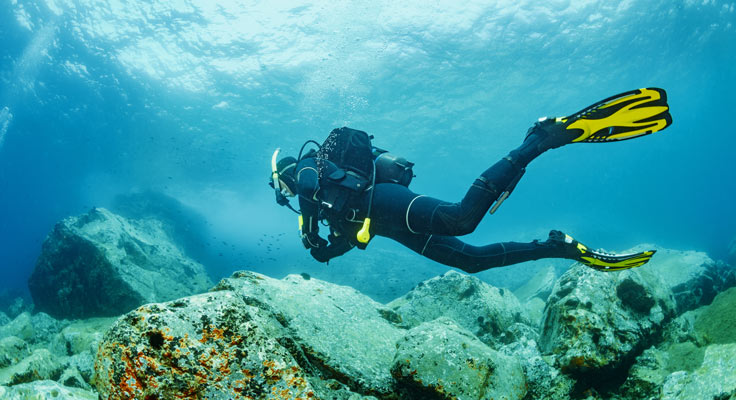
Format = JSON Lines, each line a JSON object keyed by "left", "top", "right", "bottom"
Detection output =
{"left": 661, "top": 344, "right": 736, "bottom": 399}
{"left": 0, "top": 311, "right": 66, "bottom": 346}
{"left": 539, "top": 263, "right": 676, "bottom": 389}
{"left": 111, "top": 190, "right": 216, "bottom": 271}
{"left": 7, "top": 296, "right": 31, "bottom": 319}
{"left": 308, "top": 378, "right": 380, "bottom": 400}
{"left": 638, "top": 246, "right": 736, "bottom": 313}
{"left": 513, "top": 265, "right": 557, "bottom": 303}
{"left": 659, "top": 309, "right": 704, "bottom": 347}
{"left": 58, "top": 365, "right": 90, "bottom": 390}
{"left": 67, "top": 351, "right": 96, "bottom": 387}
{"left": 28, "top": 207, "right": 213, "bottom": 319}
{"left": 513, "top": 265, "right": 557, "bottom": 328}
{"left": 693, "top": 286, "right": 736, "bottom": 344}
{"left": 522, "top": 297, "right": 547, "bottom": 329}
{"left": 391, "top": 317, "right": 526, "bottom": 400}
{"left": 95, "top": 290, "right": 316, "bottom": 399}
{"left": 387, "top": 270, "right": 529, "bottom": 349}
{"left": 49, "top": 317, "right": 115, "bottom": 357}
{"left": 618, "top": 341, "right": 707, "bottom": 399}
{"left": 0, "top": 336, "right": 29, "bottom": 368}
{"left": 0, "top": 290, "right": 30, "bottom": 319}
{"left": 0, "top": 348, "right": 64, "bottom": 386}
{"left": 0, "top": 380, "right": 98, "bottom": 400}
{"left": 213, "top": 271, "right": 404, "bottom": 396}
{"left": 729, "top": 237, "right": 735, "bottom": 267}
{"left": 499, "top": 334, "right": 574, "bottom": 400}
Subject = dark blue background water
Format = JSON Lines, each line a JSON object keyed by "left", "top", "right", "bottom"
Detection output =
{"left": 1, "top": 1, "right": 734, "bottom": 296}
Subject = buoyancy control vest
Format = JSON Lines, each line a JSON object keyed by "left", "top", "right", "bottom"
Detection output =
{"left": 303, "top": 127, "right": 416, "bottom": 246}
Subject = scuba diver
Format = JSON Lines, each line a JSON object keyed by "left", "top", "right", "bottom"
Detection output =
{"left": 269, "top": 88, "right": 672, "bottom": 273}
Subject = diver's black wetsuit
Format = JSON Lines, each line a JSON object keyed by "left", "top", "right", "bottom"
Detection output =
{"left": 295, "top": 138, "right": 569, "bottom": 273}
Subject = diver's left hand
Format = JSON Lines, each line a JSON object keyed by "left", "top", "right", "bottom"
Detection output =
{"left": 310, "top": 247, "right": 331, "bottom": 263}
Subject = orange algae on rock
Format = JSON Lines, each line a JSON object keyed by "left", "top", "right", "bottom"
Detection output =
{"left": 95, "top": 292, "right": 315, "bottom": 399}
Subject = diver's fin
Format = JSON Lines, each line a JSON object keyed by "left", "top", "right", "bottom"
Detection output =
{"left": 549, "top": 230, "right": 655, "bottom": 272}
{"left": 576, "top": 246, "right": 656, "bottom": 272}
{"left": 557, "top": 87, "right": 672, "bottom": 143}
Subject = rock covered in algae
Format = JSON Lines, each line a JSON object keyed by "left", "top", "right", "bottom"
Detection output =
{"left": 94, "top": 290, "right": 316, "bottom": 399}
{"left": 213, "top": 271, "right": 404, "bottom": 396}
{"left": 387, "top": 270, "right": 529, "bottom": 349}
{"left": 540, "top": 263, "right": 676, "bottom": 376}
{"left": 28, "top": 207, "right": 212, "bottom": 319}
{"left": 391, "top": 317, "right": 526, "bottom": 400}
{"left": 661, "top": 344, "right": 736, "bottom": 399}
{"left": 693, "top": 286, "right": 736, "bottom": 344}
{"left": 618, "top": 342, "right": 706, "bottom": 399}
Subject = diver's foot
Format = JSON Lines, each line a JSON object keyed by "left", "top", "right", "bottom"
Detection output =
{"left": 523, "top": 117, "right": 573, "bottom": 152}
{"left": 508, "top": 117, "right": 572, "bottom": 166}
{"left": 546, "top": 230, "right": 656, "bottom": 272}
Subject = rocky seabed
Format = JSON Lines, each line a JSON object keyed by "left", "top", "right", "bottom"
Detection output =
{"left": 1, "top": 209, "right": 735, "bottom": 399}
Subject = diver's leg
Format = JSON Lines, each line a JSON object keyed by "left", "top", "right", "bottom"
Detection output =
{"left": 403, "top": 120, "right": 577, "bottom": 236}
{"left": 382, "top": 230, "right": 567, "bottom": 273}
{"left": 368, "top": 121, "right": 567, "bottom": 237}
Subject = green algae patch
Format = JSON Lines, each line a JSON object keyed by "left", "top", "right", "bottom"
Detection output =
{"left": 694, "top": 287, "right": 736, "bottom": 344}
{"left": 666, "top": 342, "right": 705, "bottom": 373}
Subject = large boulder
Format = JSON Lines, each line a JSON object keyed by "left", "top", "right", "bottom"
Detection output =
{"left": 539, "top": 263, "right": 676, "bottom": 390}
{"left": 391, "top": 317, "right": 526, "bottom": 400}
{"left": 633, "top": 245, "right": 735, "bottom": 313}
{"left": 387, "top": 271, "right": 529, "bottom": 348}
{"left": 95, "top": 274, "right": 395, "bottom": 400}
{"left": 28, "top": 208, "right": 213, "bottom": 319}
{"left": 213, "top": 271, "right": 404, "bottom": 396}
{"left": 95, "top": 290, "right": 316, "bottom": 400}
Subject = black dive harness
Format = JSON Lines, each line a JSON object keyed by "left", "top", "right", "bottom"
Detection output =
{"left": 271, "top": 133, "right": 415, "bottom": 247}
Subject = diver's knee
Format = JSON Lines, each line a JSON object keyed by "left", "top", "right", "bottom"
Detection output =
{"left": 448, "top": 220, "right": 477, "bottom": 236}
{"left": 432, "top": 207, "right": 479, "bottom": 236}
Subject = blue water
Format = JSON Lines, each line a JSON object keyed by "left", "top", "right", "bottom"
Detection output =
{"left": 1, "top": 1, "right": 735, "bottom": 296}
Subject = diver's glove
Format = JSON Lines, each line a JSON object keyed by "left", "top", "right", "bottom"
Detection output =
{"left": 310, "top": 234, "right": 354, "bottom": 263}
{"left": 310, "top": 247, "right": 331, "bottom": 263}
{"left": 301, "top": 232, "right": 327, "bottom": 249}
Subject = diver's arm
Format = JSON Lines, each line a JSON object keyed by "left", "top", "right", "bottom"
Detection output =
{"left": 296, "top": 160, "right": 326, "bottom": 249}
